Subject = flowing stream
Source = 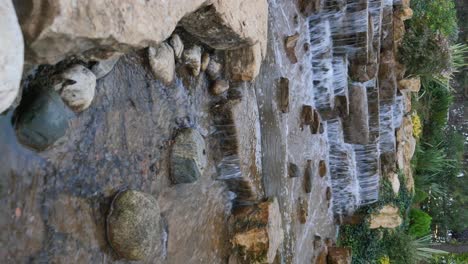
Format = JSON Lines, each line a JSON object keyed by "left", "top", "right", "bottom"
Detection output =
{"left": 0, "top": 0, "right": 408, "bottom": 263}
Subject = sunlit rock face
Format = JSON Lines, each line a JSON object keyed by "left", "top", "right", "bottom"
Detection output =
{"left": 369, "top": 205, "right": 402, "bottom": 229}
{"left": 0, "top": 0, "right": 24, "bottom": 113}
{"left": 14, "top": 0, "right": 268, "bottom": 68}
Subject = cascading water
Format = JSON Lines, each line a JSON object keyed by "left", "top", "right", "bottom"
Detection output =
{"left": 326, "top": 119, "right": 360, "bottom": 215}
{"left": 379, "top": 102, "right": 396, "bottom": 153}
{"left": 306, "top": 0, "right": 406, "bottom": 216}
{"left": 309, "top": 19, "right": 335, "bottom": 110}
{"left": 393, "top": 95, "right": 405, "bottom": 128}
{"left": 212, "top": 104, "right": 258, "bottom": 208}
{"left": 332, "top": 56, "right": 349, "bottom": 97}
{"left": 353, "top": 143, "right": 380, "bottom": 204}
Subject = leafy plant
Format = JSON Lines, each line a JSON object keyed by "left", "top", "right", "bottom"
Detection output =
{"left": 409, "top": 208, "right": 432, "bottom": 237}
{"left": 409, "top": 0, "right": 458, "bottom": 39}
{"left": 399, "top": 29, "right": 451, "bottom": 77}
{"left": 410, "top": 235, "right": 448, "bottom": 261}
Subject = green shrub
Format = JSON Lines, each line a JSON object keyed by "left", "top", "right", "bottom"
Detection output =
{"left": 409, "top": 0, "right": 458, "bottom": 39}
{"left": 399, "top": 29, "right": 451, "bottom": 77}
{"left": 409, "top": 209, "right": 432, "bottom": 237}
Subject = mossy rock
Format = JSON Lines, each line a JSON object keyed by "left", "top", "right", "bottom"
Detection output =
{"left": 107, "top": 190, "right": 161, "bottom": 261}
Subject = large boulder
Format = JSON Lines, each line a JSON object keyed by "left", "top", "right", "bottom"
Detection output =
{"left": 181, "top": 0, "right": 268, "bottom": 53}
{"left": 14, "top": 0, "right": 268, "bottom": 67}
{"left": 14, "top": 0, "right": 207, "bottom": 64}
{"left": 369, "top": 205, "right": 402, "bottom": 229}
{"left": 0, "top": 0, "right": 24, "bottom": 113}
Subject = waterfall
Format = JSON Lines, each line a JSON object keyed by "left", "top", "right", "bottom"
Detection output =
{"left": 306, "top": 0, "right": 405, "bottom": 216}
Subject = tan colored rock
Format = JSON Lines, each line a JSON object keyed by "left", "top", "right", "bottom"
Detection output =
{"left": 14, "top": 0, "right": 207, "bottom": 64}
{"left": 55, "top": 64, "right": 97, "bottom": 112}
{"left": 327, "top": 247, "right": 352, "bottom": 264}
{"left": 226, "top": 43, "right": 263, "bottom": 81}
{"left": 183, "top": 46, "right": 202, "bottom": 77}
{"left": 148, "top": 43, "right": 176, "bottom": 85}
{"left": 284, "top": 33, "right": 300, "bottom": 64}
{"left": 319, "top": 160, "right": 327, "bottom": 177}
{"left": 210, "top": 79, "right": 230, "bottom": 95}
{"left": 169, "top": 34, "right": 184, "bottom": 61}
{"left": 393, "top": 16, "right": 406, "bottom": 48}
{"left": 0, "top": 0, "right": 24, "bottom": 113}
{"left": 396, "top": 115, "right": 416, "bottom": 193}
{"left": 15, "top": 0, "right": 268, "bottom": 65}
{"left": 398, "top": 77, "right": 421, "bottom": 93}
{"left": 316, "top": 247, "right": 328, "bottom": 264}
{"left": 298, "top": 197, "right": 308, "bottom": 224}
{"left": 369, "top": 205, "right": 402, "bottom": 229}
{"left": 201, "top": 52, "right": 210, "bottom": 72}
{"left": 231, "top": 198, "right": 283, "bottom": 264}
{"left": 181, "top": 0, "right": 268, "bottom": 55}
{"left": 396, "top": 7, "right": 413, "bottom": 21}
{"left": 387, "top": 172, "right": 401, "bottom": 195}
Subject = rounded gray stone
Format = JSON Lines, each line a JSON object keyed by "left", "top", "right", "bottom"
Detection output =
{"left": 107, "top": 190, "right": 161, "bottom": 261}
{"left": 15, "top": 88, "right": 70, "bottom": 151}
{"left": 171, "top": 129, "right": 207, "bottom": 184}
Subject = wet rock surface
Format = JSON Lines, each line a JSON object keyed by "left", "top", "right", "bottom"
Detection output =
{"left": 1, "top": 53, "right": 231, "bottom": 263}
{"left": 171, "top": 128, "right": 207, "bottom": 184}
{"left": 210, "top": 79, "right": 230, "bottom": 95}
{"left": 230, "top": 198, "right": 283, "bottom": 264}
{"left": 107, "top": 190, "right": 161, "bottom": 260}
{"left": 226, "top": 43, "right": 263, "bottom": 81}
{"left": 15, "top": 88, "right": 71, "bottom": 150}
{"left": 327, "top": 247, "right": 352, "bottom": 264}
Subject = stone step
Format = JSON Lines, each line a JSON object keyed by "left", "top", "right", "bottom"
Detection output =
{"left": 342, "top": 82, "right": 370, "bottom": 145}
{"left": 212, "top": 88, "right": 263, "bottom": 208}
